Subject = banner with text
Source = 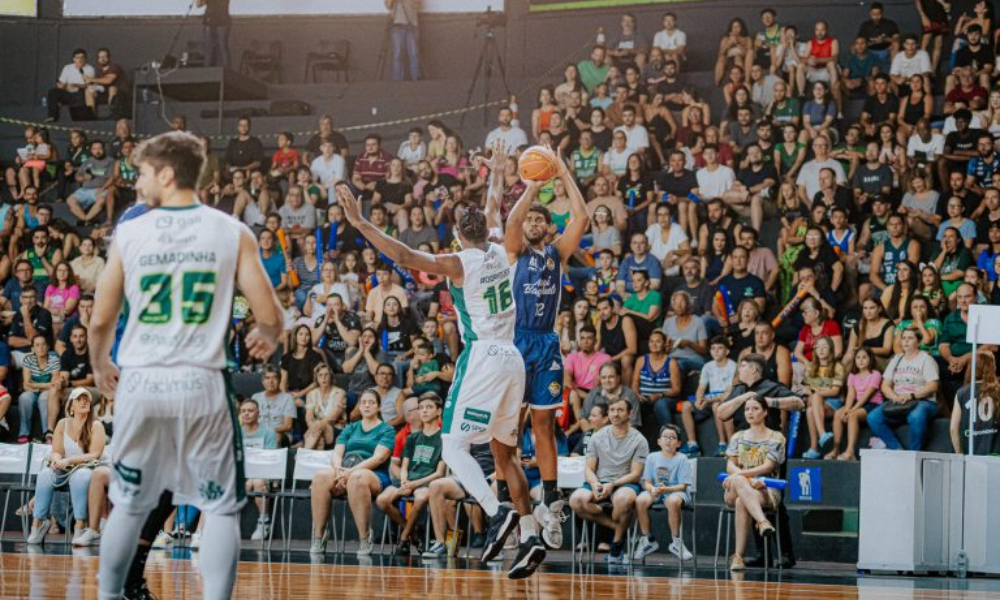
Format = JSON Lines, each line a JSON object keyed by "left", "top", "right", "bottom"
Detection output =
{"left": 63, "top": 0, "right": 502, "bottom": 18}
{"left": 0, "top": 0, "right": 37, "bottom": 17}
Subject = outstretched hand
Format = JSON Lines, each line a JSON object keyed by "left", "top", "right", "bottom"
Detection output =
{"left": 484, "top": 139, "right": 508, "bottom": 172}
{"left": 335, "top": 184, "right": 363, "bottom": 225}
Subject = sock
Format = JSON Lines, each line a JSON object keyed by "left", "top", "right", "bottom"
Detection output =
{"left": 442, "top": 434, "right": 500, "bottom": 516}
{"left": 496, "top": 480, "right": 511, "bottom": 504}
{"left": 98, "top": 510, "right": 146, "bottom": 600}
{"left": 518, "top": 514, "right": 537, "bottom": 542}
{"left": 673, "top": 536, "right": 682, "bottom": 546}
{"left": 541, "top": 480, "right": 558, "bottom": 507}
{"left": 199, "top": 514, "right": 240, "bottom": 600}
{"left": 123, "top": 542, "right": 152, "bottom": 592}
{"left": 646, "top": 534, "right": 656, "bottom": 543}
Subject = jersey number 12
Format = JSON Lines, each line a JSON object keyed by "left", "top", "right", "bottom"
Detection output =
{"left": 138, "top": 271, "right": 217, "bottom": 325}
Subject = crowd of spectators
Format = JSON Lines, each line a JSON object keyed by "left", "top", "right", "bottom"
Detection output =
{"left": 7, "top": 1, "right": 1000, "bottom": 566}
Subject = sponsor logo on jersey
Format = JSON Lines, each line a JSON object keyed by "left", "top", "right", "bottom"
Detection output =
{"left": 548, "top": 381, "right": 562, "bottom": 397}
{"left": 125, "top": 370, "right": 207, "bottom": 396}
{"left": 546, "top": 257, "right": 556, "bottom": 271}
{"left": 549, "top": 360, "right": 561, "bottom": 371}
{"left": 155, "top": 214, "right": 203, "bottom": 230}
{"left": 114, "top": 461, "right": 143, "bottom": 486}
{"left": 521, "top": 280, "right": 559, "bottom": 297}
{"left": 464, "top": 408, "right": 492, "bottom": 425}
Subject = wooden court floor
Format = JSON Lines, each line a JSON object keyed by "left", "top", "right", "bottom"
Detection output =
{"left": 1, "top": 550, "right": 998, "bottom": 600}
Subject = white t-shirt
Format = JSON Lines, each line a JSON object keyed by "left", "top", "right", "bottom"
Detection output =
{"left": 884, "top": 351, "right": 939, "bottom": 398}
{"left": 796, "top": 158, "right": 847, "bottom": 200}
{"left": 644, "top": 222, "right": 688, "bottom": 275}
{"left": 890, "top": 51, "right": 932, "bottom": 78}
{"left": 653, "top": 29, "right": 687, "bottom": 51}
{"left": 310, "top": 154, "right": 346, "bottom": 187}
{"left": 696, "top": 165, "right": 736, "bottom": 199}
{"left": 485, "top": 126, "right": 529, "bottom": 156}
{"left": 615, "top": 125, "right": 650, "bottom": 155}
{"left": 58, "top": 63, "right": 95, "bottom": 87}
{"left": 699, "top": 359, "right": 737, "bottom": 395}
{"left": 906, "top": 133, "right": 946, "bottom": 160}
{"left": 603, "top": 147, "right": 631, "bottom": 176}
{"left": 397, "top": 141, "right": 426, "bottom": 168}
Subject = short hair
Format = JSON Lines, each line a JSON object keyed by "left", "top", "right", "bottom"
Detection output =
{"left": 659, "top": 423, "right": 682, "bottom": 438}
{"left": 458, "top": 205, "right": 488, "bottom": 243}
{"left": 870, "top": 1, "right": 884, "bottom": 10}
{"left": 365, "top": 133, "right": 382, "bottom": 143}
{"left": 417, "top": 391, "right": 443, "bottom": 409}
{"left": 608, "top": 396, "right": 632, "bottom": 411}
{"left": 903, "top": 33, "right": 919, "bottom": 44}
{"left": 97, "top": 47, "right": 111, "bottom": 56}
{"left": 528, "top": 204, "right": 553, "bottom": 224}
{"left": 278, "top": 131, "right": 294, "bottom": 144}
{"left": 579, "top": 324, "right": 597, "bottom": 337}
{"left": 370, "top": 203, "right": 387, "bottom": 216}
{"left": 622, "top": 104, "right": 637, "bottom": 115}
{"left": 376, "top": 362, "right": 396, "bottom": 375}
{"left": 73, "top": 48, "right": 87, "bottom": 57}
{"left": 240, "top": 397, "right": 260, "bottom": 410}
{"left": 709, "top": 335, "right": 730, "bottom": 349}
{"left": 740, "top": 226, "right": 759, "bottom": 240}
{"left": 80, "top": 293, "right": 95, "bottom": 303}
{"left": 741, "top": 353, "right": 767, "bottom": 376}
{"left": 133, "top": 131, "right": 206, "bottom": 191}
{"left": 262, "top": 364, "right": 280, "bottom": 378}
{"left": 375, "top": 262, "right": 392, "bottom": 273}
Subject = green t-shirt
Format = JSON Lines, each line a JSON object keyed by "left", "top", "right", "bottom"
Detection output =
{"left": 624, "top": 290, "right": 662, "bottom": 325}
{"left": 572, "top": 148, "right": 601, "bottom": 180}
{"left": 578, "top": 59, "right": 610, "bottom": 93}
{"left": 337, "top": 420, "right": 396, "bottom": 472}
{"left": 940, "top": 311, "right": 972, "bottom": 357}
{"left": 896, "top": 319, "right": 941, "bottom": 356}
{"left": 402, "top": 429, "right": 443, "bottom": 483}
{"left": 770, "top": 97, "right": 801, "bottom": 123}
{"left": 412, "top": 358, "right": 441, "bottom": 396}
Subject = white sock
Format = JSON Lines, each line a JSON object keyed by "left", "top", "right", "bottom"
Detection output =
{"left": 442, "top": 434, "right": 500, "bottom": 516}
{"left": 199, "top": 514, "right": 240, "bottom": 600}
{"left": 673, "top": 536, "right": 682, "bottom": 545}
{"left": 519, "top": 514, "right": 537, "bottom": 542}
{"left": 97, "top": 509, "right": 146, "bottom": 600}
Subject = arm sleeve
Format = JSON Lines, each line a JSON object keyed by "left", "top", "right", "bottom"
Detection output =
{"left": 378, "top": 424, "right": 397, "bottom": 450}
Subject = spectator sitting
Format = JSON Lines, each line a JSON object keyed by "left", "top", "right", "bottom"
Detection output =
{"left": 303, "top": 363, "right": 347, "bottom": 450}
{"left": 44, "top": 262, "right": 80, "bottom": 330}
{"left": 569, "top": 397, "right": 648, "bottom": 564}
{"left": 389, "top": 396, "right": 421, "bottom": 480}
{"left": 239, "top": 397, "right": 278, "bottom": 540}
{"left": 565, "top": 325, "right": 611, "bottom": 439}
{"left": 45, "top": 48, "right": 95, "bottom": 123}
{"left": 696, "top": 336, "right": 738, "bottom": 457}
{"left": 827, "top": 347, "right": 883, "bottom": 460}
{"left": 571, "top": 404, "right": 609, "bottom": 456}
{"left": 367, "top": 362, "right": 403, "bottom": 426}
{"left": 869, "top": 326, "right": 940, "bottom": 451}
{"left": 631, "top": 329, "right": 684, "bottom": 438}
{"left": 85, "top": 48, "right": 126, "bottom": 118}
{"left": 632, "top": 424, "right": 694, "bottom": 562}
{"left": 485, "top": 106, "right": 529, "bottom": 157}
{"left": 375, "top": 391, "right": 445, "bottom": 556}
{"left": 27, "top": 388, "right": 105, "bottom": 545}
{"left": 583, "top": 362, "right": 642, "bottom": 430}
{"left": 251, "top": 365, "right": 296, "bottom": 447}
{"left": 309, "top": 388, "right": 395, "bottom": 556}
{"left": 310, "top": 141, "right": 348, "bottom": 193}
{"left": 69, "top": 238, "right": 105, "bottom": 297}
{"left": 933, "top": 228, "right": 974, "bottom": 297}
{"left": 304, "top": 263, "right": 350, "bottom": 319}
{"left": 342, "top": 327, "right": 390, "bottom": 407}
{"left": 398, "top": 127, "right": 427, "bottom": 171}
{"left": 278, "top": 187, "right": 318, "bottom": 247}
{"left": 422, "top": 442, "right": 495, "bottom": 557}
{"left": 403, "top": 340, "right": 446, "bottom": 398}
{"left": 55, "top": 323, "right": 93, "bottom": 431}
{"left": 225, "top": 117, "right": 265, "bottom": 177}
{"left": 312, "top": 293, "right": 361, "bottom": 366}
{"left": 622, "top": 270, "right": 661, "bottom": 346}
{"left": 9, "top": 287, "right": 53, "bottom": 368}
{"left": 802, "top": 336, "right": 846, "bottom": 459}
{"left": 596, "top": 296, "right": 638, "bottom": 383}
{"left": 718, "top": 246, "right": 767, "bottom": 314}
{"left": 257, "top": 229, "right": 288, "bottom": 292}
{"left": 365, "top": 263, "right": 409, "bottom": 324}
{"left": 305, "top": 115, "right": 350, "bottom": 163}
{"left": 352, "top": 135, "right": 393, "bottom": 197}
{"left": 795, "top": 297, "right": 843, "bottom": 365}
{"left": 721, "top": 395, "right": 784, "bottom": 571}
{"left": 67, "top": 140, "right": 112, "bottom": 226}
{"left": 281, "top": 324, "right": 326, "bottom": 413}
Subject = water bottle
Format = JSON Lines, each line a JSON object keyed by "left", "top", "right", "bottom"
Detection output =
{"left": 596, "top": 26, "right": 606, "bottom": 46}
{"left": 957, "top": 550, "right": 968, "bottom": 578}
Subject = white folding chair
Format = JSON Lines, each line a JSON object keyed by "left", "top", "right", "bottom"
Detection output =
{"left": 0, "top": 443, "right": 31, "bottom": 542}
{"left": 275, "top": 449, "right": 338, "bottom": 551}
{"left": 243, "top": 447, "right": 288, "bottom": 548}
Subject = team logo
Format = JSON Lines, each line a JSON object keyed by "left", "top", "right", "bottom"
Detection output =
{"left": 548, "top": 382, "right": 562, "bottom": 397}
{"left": 549, "top": 360, "right": 561, "bottom": 371}
{"left": 488, "top": 345, "right": 499, "bottom": 356}
{"left": 199, "top": 480, "right": 225, "bottom": 502}
{"left": 546, "top": 257, "right": 556, "bottom": 271}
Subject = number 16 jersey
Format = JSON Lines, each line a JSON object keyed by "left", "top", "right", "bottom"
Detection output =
{"left": 449, "top": 243, "right": 516, "bottom": 344}
{"left": 115, "top": 204, "right": 241, "bottom": 370}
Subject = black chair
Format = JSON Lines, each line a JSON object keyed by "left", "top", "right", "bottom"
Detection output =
{"left": 305, "top": 40, "right": 350, "bottom": 83}
{"left": 240, "top": 40, "right": 283, "bottom": 83}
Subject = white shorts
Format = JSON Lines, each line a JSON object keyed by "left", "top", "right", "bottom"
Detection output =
{"left": 442, "top": 341, "right": 524, "bottom": 447}
{"left": 807, "top": 66, "right": 832, "bottom": 82}
{"left": 109, "top": 366, "right": 245, "bottom": 515}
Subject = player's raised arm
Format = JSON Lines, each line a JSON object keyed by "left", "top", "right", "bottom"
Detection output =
{"left": 551, "top": 153, "right": 590, "bottom": 262}
{"left": 335, "top": 183, "right": 464, "bottom": 283}
{"left": 503, "top": 177, "right": 543, "bottom": 262}
{"left": 484, "top": 139, "right": 506, "bottom": 233}
{"left": 89, "top": 243, "right": 125, "bottom": 396}
{"left": 236, "top": 227, "right": 283, "bottom": 360}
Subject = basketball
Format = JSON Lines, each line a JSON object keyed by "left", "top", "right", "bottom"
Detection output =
{"left": 518, "top": 146, "right": 559, "bottom": 182}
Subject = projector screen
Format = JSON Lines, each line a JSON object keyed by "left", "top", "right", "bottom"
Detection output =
{"left": 0, "top": 0, "right": 37, "bottom": 16}
{"left": 63, "top": 0, "right": 502, "bottom": 17}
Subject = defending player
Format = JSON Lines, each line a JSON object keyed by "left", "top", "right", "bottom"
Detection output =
{"left": 486, "top": 143, "right": 588, "bottom": 549}
{"left": 90, "top": 132, "right": 283, "bottom": 600}
{"left": 334, "top": 182, "right": 546, "bottom": 579}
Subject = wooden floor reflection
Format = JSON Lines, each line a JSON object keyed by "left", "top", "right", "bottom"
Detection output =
{"left": 2, "top": 550, "right": 998, "bottom": 600}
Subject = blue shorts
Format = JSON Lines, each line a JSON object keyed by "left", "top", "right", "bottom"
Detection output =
{"left": 374, "top": 470, "right": 392, "bottom": 492}
{"left": 825, "top": 398, "right": 844, "bottom": 410}
{"left": 582, "top": 482, "right": 642, "bottom": 495}
{"left": 515, "top": 329, "right": 563, "bottom": 409}
{"left": 73, "top": 187, "right": 102, "bottom": 209}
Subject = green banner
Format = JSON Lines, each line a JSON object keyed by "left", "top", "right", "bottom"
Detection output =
{"left": 530, "top": 0, "right": 707, "bottom": 12}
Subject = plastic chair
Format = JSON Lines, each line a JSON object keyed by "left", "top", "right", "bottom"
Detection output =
{"left": 714, "top": 476, "right": 786, "bottom": 571}
{"left": 272, "top": 448, "right": 344, "bottom": 552}
{"left": 243, "top": 447, "right": 289, "bottom": 548}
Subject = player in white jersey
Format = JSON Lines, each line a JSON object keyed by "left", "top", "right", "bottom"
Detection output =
{"left": 335, "top": 182, "right": 546, "bottom": 579}
{"left": 90, "top": 132, "right": 282, "bottom": 600}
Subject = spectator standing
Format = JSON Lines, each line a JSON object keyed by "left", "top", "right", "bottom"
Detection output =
{"left": 197, "top": 0, "right": 232, "bottom": 69}
{"left": 386, "top": 0, "right": 420, "bottom": 81}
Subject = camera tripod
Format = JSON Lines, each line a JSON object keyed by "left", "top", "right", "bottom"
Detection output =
{"left": 461, "top": 25, "right": 510, "bottom": 127}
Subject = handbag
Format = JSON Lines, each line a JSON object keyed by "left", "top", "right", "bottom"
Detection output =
{"left": 44, "top": 455, "right": 100, "bottom": 488}
{"left": 881, "top": 399, "right": 919, "bottom": 422}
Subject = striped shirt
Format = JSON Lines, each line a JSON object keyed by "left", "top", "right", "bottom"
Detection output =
{"left": 24, "top": 351, "right": 61, "bottom": 385}
{"left": 638, "top": 355, "right": 673, "bottom": 396}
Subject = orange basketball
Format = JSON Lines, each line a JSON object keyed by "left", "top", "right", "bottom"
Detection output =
{"left": 518, "top": 146, "right": 559, "bottom": 182}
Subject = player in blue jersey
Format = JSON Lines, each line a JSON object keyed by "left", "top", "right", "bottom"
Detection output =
{"left": 485, "top": 142, "right": 589, "bottom": 549}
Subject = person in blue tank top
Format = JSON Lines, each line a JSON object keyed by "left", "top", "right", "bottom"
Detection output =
{"left": 485, "top": 141, "right": 589, "bottom": 550}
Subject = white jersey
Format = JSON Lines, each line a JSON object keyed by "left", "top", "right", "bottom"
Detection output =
{"left": 449, "top": 243, "right": 516, "bottom": 343}
{"left": 115, "top": 204, "right": 243, "bottom": 369}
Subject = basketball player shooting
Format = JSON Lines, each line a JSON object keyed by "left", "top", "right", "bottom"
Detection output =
{"left": 334, "top": 181, "right": 547, "bottom": 579}
{"left": 89, "top": 131, "right": 283, "bottom": 600}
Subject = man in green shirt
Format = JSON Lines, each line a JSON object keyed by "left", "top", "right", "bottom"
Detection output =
{"left": 622, "top": 270, "right": 662, "bottom": 347}
{"left": 578, "top": 46, "right": 610, "bottom": 94}
{"left": 375, "top": 392, "right": 446, "bottom": 555}
{"left": 939, "top": 283, "right": 976, "bottom": 398}
{"left": 765, "top": 80, "right": 801, "bottom": 127}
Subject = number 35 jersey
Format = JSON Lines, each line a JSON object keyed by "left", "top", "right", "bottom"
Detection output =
{"left": 115, "top": 204, "right": 241, "bottom": 370}
{"left": 449, "top": 243, "right": 516, "bottom": 344}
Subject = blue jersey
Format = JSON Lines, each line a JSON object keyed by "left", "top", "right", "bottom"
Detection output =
{"left": 513, "top": 245, "right": 562, "bottom": 332}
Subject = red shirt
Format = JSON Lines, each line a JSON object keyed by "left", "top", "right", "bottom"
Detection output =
{"left": 798, "top": 319, "right": 842, "bottom": 362}
{"left": 810, "top": 37, "right": 833, "bottom": 59}
{"left": 392, "top": 423, "right": 412, "bottom": 458}
{"left": 353, "top": 150, "right": 392, "bottom": 184}
{"left": 271, "top": 148, "right": 300, "bottom": 171}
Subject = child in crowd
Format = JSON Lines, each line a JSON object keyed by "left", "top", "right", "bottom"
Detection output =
{"left": 695, "top": 336, "right": 737, "bottom": 457}
{"left": 803, "top": 336, "right": 846, "bottom": 459}
{"left": 632, "top": 424, "right": 694, "bottom": 562}
{"left": 826, "top": 347, "right": 882, "bottom": 460}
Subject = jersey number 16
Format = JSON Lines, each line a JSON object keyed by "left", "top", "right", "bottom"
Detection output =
{"left": 482, "top": 280, "right": 513, "bottom": 315}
